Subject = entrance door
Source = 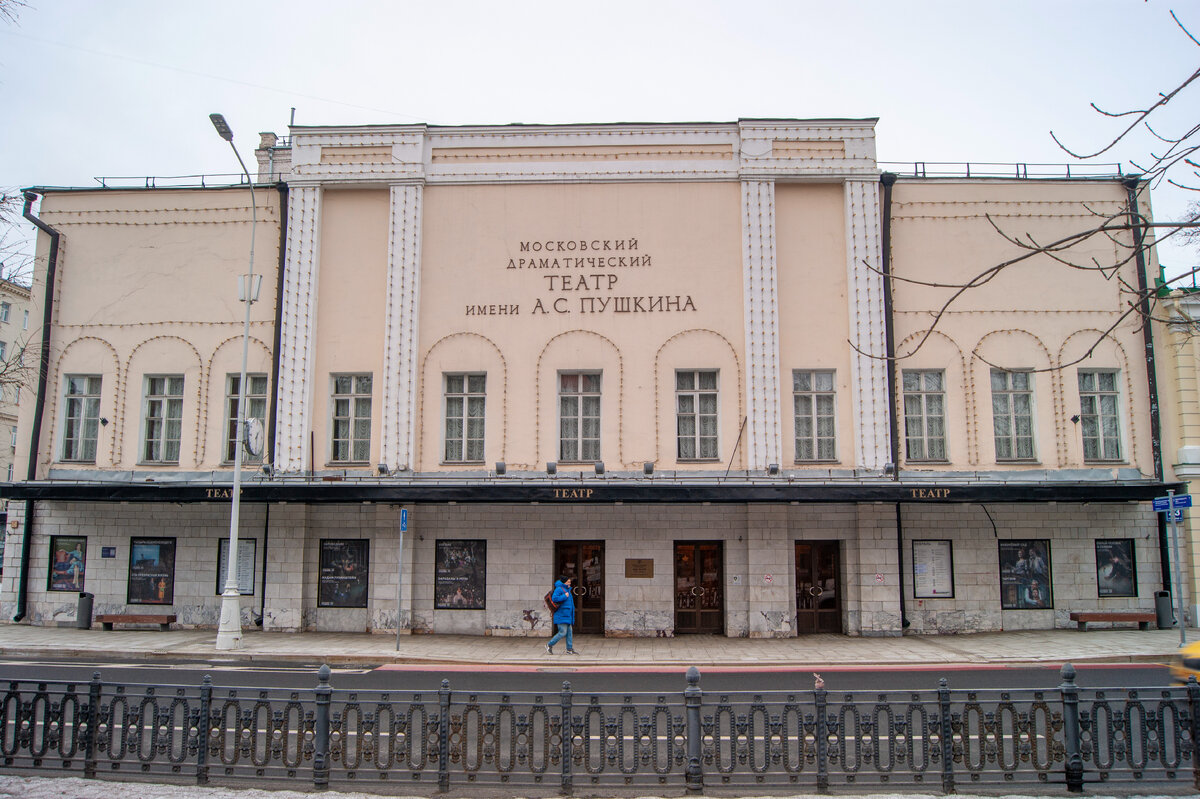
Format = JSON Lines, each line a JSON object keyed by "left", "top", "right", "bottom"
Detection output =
{"left": 674, "top": 541, "right": 724, "bottom": 634}
{"left": 554, "top": 541, "right": 604, "bottom": 634}
{"left": 795, "top": 541, "right": 842, "bottom": 633}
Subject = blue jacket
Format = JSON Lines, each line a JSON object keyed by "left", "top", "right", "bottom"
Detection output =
{"left": 551, "top": 580, "right": 575, "bottom": 625}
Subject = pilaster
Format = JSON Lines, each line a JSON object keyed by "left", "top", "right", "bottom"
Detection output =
{"left": 741, "top": 179, "right": 782, "bottom": 470}
{"left": 274, "top": 185, "right": 321, "bottom": 473}
{"left": 845, "top": 179, "right": 889, "bottom": 470}
{"left": 381, "top": 184, "right": 424, "bottom": 471}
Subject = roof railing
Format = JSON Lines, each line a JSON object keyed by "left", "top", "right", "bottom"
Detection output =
{"left": 880, "top": 161, "right": 1125, "bottom": 179}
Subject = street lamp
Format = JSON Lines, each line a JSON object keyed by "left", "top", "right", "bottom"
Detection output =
{"left": 211, "top": 113, "right": 259, "bottom": 650}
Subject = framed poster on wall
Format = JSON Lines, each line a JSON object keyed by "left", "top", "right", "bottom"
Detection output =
{"left": 435, "top": 539, "right": 487, "bottom": 609}
{"left": 215, "top": 538, "right": 257, "bottom": 596}
{"left": 1095, "top": 539, "right": 1137, "bottom": 598}
{"left": 128, "top": 537, "right": 176, "bottom": 605}
{"left": 318, "top": 539, "right": 370, "bottom": 608}
{"left": 48, "top": 536, "right": 87, "bottom": 592}
{"left": 998, "top": 539, "right": 1052, "bottom": 610}
{"left": 912, "top": 540, "right": 954, "bottom": 599}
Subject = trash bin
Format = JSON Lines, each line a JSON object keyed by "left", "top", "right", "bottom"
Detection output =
{"left": 1155, "top": 589, "right": 1176, "bottom": 629}
{"left": 76, "top": 592, "right": 94, "bottom": 630}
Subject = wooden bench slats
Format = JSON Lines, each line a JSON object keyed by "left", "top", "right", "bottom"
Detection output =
{"left": 95, "top": 613, "right": 176, "bottom": 631}
{"left": 1068, "top": 611, "right": 1155, "bottom": 631}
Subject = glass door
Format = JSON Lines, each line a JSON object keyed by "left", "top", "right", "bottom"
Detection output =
{"left": 554, "top": 541, "right": 604, "bottom": 634}
{"left": 674, "top": 541, "right": 724, "bottom": 634}
{"left": 795, "top": 541, "right": 841, "bottom": 633}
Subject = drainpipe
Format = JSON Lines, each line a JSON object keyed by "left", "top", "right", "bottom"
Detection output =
{"left": 880, "top": 173, "right": 908, "bottom": 630}
{"left": 1124, "top": 177, "right": 1171, "bottom": 590}
{"left": 257, "top": 182, "right": 288, "bottom": 627}
{"left": 15, "top": 191, "right": 61, "bottom": 622}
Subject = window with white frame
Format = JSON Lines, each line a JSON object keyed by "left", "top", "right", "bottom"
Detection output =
{"left": 991, "top": 369, "right": 1035, "bottom": 460}
{"left": 0, "top": 341, "right": 7, "bottom": 360}
{"left": 331, "top": 374, "right": 372, "bottom": 463}
{"left": 902, "top": 369, "right": 947, "bottom": 461}
{"left": 21, "top": 310, "right": 28, "bottom": 330}
{"left": 224, "top": 374, "right": 268, "bottom": 462}
{"left": 0, "top": 303, "right": 9, "bottom": 323}
{"left": 676, "top": 369, "right": 718, "bottom": 460}
{"left": 559, "top": 372, "right": 600, "bottom": 462}
{"left": 793, "top": 369, "right": 836, "bottom": 461}
{"left": 444, "top": 373, "right": 485, "bottom": 463}
{"left": 1078, "top": 369, "right": 1122, "bottom": 461}
{"left": 141, "top": 375, "right": 183, "bottom": 464}
{"left": 9, "top": 426, "right": 15, "bottom": 449}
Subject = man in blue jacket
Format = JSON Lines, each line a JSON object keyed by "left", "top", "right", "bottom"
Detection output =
{"left": 546, "top": 575, "right": 577, "bottom": 655}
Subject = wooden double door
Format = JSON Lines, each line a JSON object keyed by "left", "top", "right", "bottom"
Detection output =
{"left": 554, "top": 541, "right": 605, "bottom": 634}
{"left": 674, "top": 541, "right": 724, "bottom": 634}
{"left": 795, "top": 541, "right": 842, "bottom": 634}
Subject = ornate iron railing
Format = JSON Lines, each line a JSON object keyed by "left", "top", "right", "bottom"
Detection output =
{"left": 0, "top": 664, "right": 1196, "bottom": 794}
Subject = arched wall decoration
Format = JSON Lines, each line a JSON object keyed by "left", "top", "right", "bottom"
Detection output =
{"left": 118, "top": 335, "right": 203, "bottom": 466}
{"left": 417, "top": 332, "right": 508, "bottom": 468}
{"left": 894, "top": 329, "right": 966, "bottom": 467}
{"left": 206, "top": 335, "right": 274, "bottom": 465}
{"left": 45, "top": 336, "right": 121, "bottom": 469}
{"left": 653, "top": 328, "right": 743, "bottom": 467}
{"left": 535, "top": 330, "right": 623, "bottom": 468}
{"left": 1058, "top": 329, "right": 1136, "bottom": 469}
{"left": 968, "top": 329, "right": 1054, "bottom": 467}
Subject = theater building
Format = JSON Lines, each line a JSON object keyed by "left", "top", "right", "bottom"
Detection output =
{"left": 0, "top": 118, "right": 1181, "bottom": 637}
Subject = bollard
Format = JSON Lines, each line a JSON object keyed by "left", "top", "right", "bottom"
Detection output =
{"left": 438, "top": 678, "right": 451, "bottom": 792}
{"left": 196, "top": 674, "right": 212, "bottom": 785}
{"left": 937, "top": 677, "right": 954, "bottom": 794}
{"left": 560, "top": 680, "right": 573, "bottom": 795}
{"left": 1188, "top": 676, "right": 1200, "bottom": 791}
{"left": 83, "top": 670, "right": 101, "bottom": 780}
{"left": 1059, "top": 663, "right": 1084, "bottom": 792}
{"left": 313, "top": 665, "right": 332, "bottom": 789}
{"left": 684, "top": 666, "right": 703, "bottom": 794}
{"left": 814, "top": 676, "right": 829, "bottom": 793}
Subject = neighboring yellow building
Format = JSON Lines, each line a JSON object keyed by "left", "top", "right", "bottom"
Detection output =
{"left": 0, "top": 119, "right": 1180, "bottom": 637}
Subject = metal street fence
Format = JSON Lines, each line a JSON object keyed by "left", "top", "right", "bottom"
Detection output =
{"left": 0, "top": 664, "right": 1196, "bottom": 795}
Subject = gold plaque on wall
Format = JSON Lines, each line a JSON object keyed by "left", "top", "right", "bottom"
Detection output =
{"left": 625, "top": 558, "right": 654, "bottom": 578}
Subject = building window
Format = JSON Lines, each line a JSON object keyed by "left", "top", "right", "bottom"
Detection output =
{"left": 331, "top": 374, "right": 372, "bottom": 463}
{"left": 991, "top": 369, "right": 1035, "bottom": 460}
{"left": 21, "top": 310, "right": 27, "bottom": 330}
{"left": 0, "top": 303, "right": 9, "bottom": 323}
{"left": 0, "top": 341, "right": 7, "bottom": 360}
{"left": 559, "top": 372, "right": 600, "bottom": 462}
{"left": 62, "top": 376, "right": 102, "bottom": 463}
{"left": 444, "top": 374, "right": 485, "bottom": 463}
{"left": 903, "top": 370, "right": 946, "bottom": 461}
{"left": 676, "top": 369, "right": 718, "bottom": 460}
{"left": 9, "top": 426, "right": 15, "bottom": 449}
{"left": 5, "top": 464, "right": 10, "bottom": 482}
{"left": 793, "top": 369, "right": 836, "bottom": 461}
{"left": 225, "top": 374, "right": 268, "bottom": 462}
{"left": 141, "top": 376, "right": 183, "bottom": 464}
{"left": 1079, "top": 369, "right": 1122, "bottom": 461}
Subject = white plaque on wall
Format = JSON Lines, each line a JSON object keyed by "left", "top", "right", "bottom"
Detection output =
{"left": 912, "top": 540, "right": 954, "bottom": 599}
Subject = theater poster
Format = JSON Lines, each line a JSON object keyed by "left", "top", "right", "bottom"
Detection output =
{"left": 318, "top": 539, "right": 369, "bottom": 608}
{"left": 1095, "top": 539, "right": 1137, "bottom": 598}
{"left": 998, "top": 539, "right": 1052, "bottom": 610}
{"left": 48, "top": 536, "right": 87, "bottom": 592}
{"left": 128, "top": 537, "right": 176, "bottom": 605}
{"left": 435, "top": 539, "right": 486, "bottom": 609}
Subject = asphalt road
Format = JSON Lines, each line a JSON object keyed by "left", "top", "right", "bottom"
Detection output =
{"left": 0, "top": 654, "right": 1174, "bottom": 693}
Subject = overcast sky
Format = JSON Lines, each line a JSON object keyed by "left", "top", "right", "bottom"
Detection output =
{"left": 2, "top": 0, "right": 1197, "bottom": 272}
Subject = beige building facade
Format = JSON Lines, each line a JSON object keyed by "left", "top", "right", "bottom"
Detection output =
{"left": 0, "top": 119, "right": 1180, "bottom": 637}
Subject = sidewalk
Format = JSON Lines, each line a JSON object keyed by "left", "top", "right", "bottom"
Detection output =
{"left": 0, "top": 622, "right": 1189, "bottom": 668}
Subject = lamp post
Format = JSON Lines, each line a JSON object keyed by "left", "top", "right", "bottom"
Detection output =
{"left": 211, "top": 113, "right": 258, "bottom": 650}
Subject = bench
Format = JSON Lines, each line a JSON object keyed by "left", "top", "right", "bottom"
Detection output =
{"left": 95, "top": 614, "right": 176, "bottom": 631}
{"left": 1069, "top": 611, "right": 1155, "bottom": 632}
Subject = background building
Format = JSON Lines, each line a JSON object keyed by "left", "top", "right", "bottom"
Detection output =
{"left": 0, "top": 119, "right": 1180, "bottom": 637}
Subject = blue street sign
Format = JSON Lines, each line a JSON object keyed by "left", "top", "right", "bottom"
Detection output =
{"left": 401, "top": 507, "right": 408, "bottom": 532}
{"left": 1154, "top": 494, "right": 1192, "bottom": 512}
